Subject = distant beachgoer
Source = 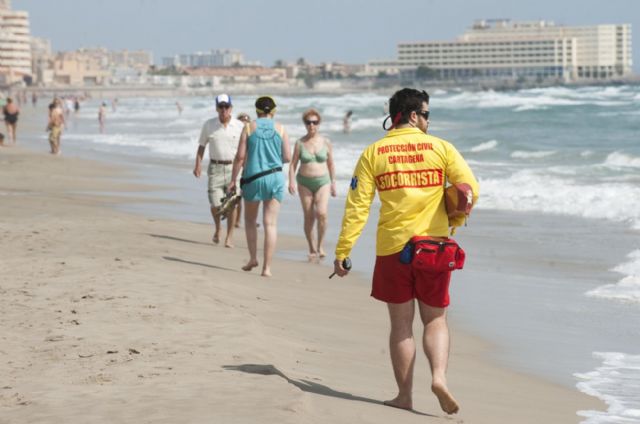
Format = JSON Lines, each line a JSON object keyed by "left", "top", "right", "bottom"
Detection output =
{"left": 3, "top": 98, "right": 19, "bottom": 144}
{"left": 64, "top": 97, "right": 73, "bottom": 118}
{"left": 229, "top": 96, "right": 291, "bottom": 277}
{"left": 74, "top": 97, "right": 80, "bottom": 113}
{"left": 47, "top": 98, "right": 65, "bottom": 155}
{"left": 0, "top": 132, "right": 5, "bottom": 146}
{"left": 32, "top": 92, "right": 37, "bottom": 107}
{"left": 333, "top": 88, "right": 479, "bottom": 415}
{"left": 193, "top": 94, "right": 244, "bottom": 247}
{"left": 112, "top": 98, "right": 118, "bottom": 112}
{"left": 288, "top": 108, "right": 336, "bottom": 261}
{"left": 343, "top": 110, "right": 353, "bottom": 134}
{"left": 176, "top": 101, "right": 183, "bottom": 116}
{"left": 98, "top": 102, "right": 107, "bottom": 133}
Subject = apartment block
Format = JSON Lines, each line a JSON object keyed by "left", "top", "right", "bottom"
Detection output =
{"left": 0, "top": 0, "right": 32, "bottom": 84}
{"left": 390, "top": 20, "right": 633, "bottom": 82}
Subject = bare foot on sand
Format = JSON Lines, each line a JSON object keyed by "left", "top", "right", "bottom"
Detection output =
{"left": 318, "top": 249, "right": 326, "bottom": 258}
{"left": 224, "top": 239, "right": 234, "bottom": 248}
{"left": 308, "top": 252, "right": 318, "bottom": 263}
{"left": 432, "top": 382, "right": 459, "bottom": 414}
{"left": 212, "top": 233, "right": 220, "bottom": 244}
{"left": 383, "top": 395, "right": 412, "bottom": 411}
{"left": 242, "top": 261, "right": 258, "bottom": 271}
{"left": 261, "top": 268, "right": 272, "bottom": 277}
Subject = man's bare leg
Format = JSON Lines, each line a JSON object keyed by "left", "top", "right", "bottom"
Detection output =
{"left": 418, "top": 301, "right": 459, "bottom": 414}
{"left": 224, "top": 203, "right": 238, "bottom": 248}
{"left": 261, "top": 199, "right": 280, "bottom": 277}
{"left": 384, "top": 299, "right": 416, "bottom": 410}
{"left": 235, "top": 201, "right": 242, "bottom": 228}
{"left": 209, "top": 205, "right": 222, "bottom": 244}
{"left": 242, "top": 201, "right": 260, "bottom": 271}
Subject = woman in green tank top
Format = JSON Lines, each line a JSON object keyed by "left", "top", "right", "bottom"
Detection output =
{"left": 229, "top": 96, "right": 291, "bottom": 277}
{"left": 288, "top": 108, "right": 337, "bottom": 261}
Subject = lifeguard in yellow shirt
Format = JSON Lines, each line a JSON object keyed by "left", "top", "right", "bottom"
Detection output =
{"left": 333, "top": 88, "right": 479, "bottom": 415}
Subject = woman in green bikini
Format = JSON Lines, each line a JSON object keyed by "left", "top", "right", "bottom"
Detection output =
{"left": 288, "top": 109, "right": 337, "bottom": 261}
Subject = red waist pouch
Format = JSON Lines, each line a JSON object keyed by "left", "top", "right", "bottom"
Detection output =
{"left": 410, "top": 236, "right": 466, "bottom": 273}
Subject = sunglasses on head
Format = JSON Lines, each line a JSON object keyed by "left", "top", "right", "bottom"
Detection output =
{"left": 304, "top": 119, "right": 320, "bottom": 126}
{"left": 416, "top": 110, "right": 430, "bottom": 120}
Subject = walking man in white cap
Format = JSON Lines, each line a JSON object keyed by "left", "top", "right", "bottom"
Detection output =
{"left": 193, "top": 94, "right": 244, "bottom": 247}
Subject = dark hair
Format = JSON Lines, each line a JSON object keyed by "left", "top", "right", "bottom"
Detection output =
{"left": 388, "top": 88, "right": 430, "bottom": 126}
{"left": 255, "top": 96, "right": 276, "bottom": 114}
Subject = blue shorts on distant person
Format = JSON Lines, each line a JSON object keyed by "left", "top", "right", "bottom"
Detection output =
{"left": 241, "top": 172, "right": 284, "bottom": 202}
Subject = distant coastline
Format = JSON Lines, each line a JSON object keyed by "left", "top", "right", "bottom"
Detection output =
{"left": 13, "top": 75, "right": 640, "bottom": 99}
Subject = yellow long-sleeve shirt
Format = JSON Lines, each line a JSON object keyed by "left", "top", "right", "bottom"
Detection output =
{"left": 335, "top": 127, "right": 479, "bottom": 259}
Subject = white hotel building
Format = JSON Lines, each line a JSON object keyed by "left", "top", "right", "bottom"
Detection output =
{"left": 371, "top": 20, "right": 632, "bottom": 82}
{"left": 0, "top": 0, "right": 32, "bottom": 83}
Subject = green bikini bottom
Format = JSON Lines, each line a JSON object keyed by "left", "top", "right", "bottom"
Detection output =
{"left": 296, "top": 173, "right": 331, "bottom": 194}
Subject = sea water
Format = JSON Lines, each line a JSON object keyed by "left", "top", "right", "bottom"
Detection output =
{"left": 24, "top": 85, "right": 640, "bottom": 422}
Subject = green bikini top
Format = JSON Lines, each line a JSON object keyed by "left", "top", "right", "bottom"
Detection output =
{"left": 298, "top": 139, "right": 328, "bottom": 164}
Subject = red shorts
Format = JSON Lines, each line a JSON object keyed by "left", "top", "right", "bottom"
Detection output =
{"left": 372, "top": 251, "right": 452, "bottom": 307}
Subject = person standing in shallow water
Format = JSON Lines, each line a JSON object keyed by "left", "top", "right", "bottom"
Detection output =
{"left": 333, "top": 88, "right": 479, "bottom": 415}
{"left": 3, "top": 98, "right": 19, "bottom": 144}
{"left": 228, "top": 96, "right": 291, "bottom": 277}
{"left": 343, "top": 110, "right": 353, "bottom": 134}
{"left": 98, "top": 102, "right": 107, "bottom": 133}
{"left": 288, "top": 108, "right": 337, "bottom": 261}
{"left": 47, "top": 98, "right": 65, "bottom": 155}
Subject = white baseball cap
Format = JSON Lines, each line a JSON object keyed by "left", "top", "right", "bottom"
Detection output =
{"left": 215, "top": 94, "right": 232, "bottom": 107}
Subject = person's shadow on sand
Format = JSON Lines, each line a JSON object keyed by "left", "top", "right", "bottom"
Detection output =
{"left": 222, "top": 364, "right": 435, "bottom": 417}
{"left": 162, "top": 256, "right": 236, "bottom": 272}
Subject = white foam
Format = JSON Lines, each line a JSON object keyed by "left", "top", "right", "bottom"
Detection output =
{"left": 511, "top": 150, "right": 556, "bottom": 159}
{"left": 587, "top": 276, "right": 640, "bottom": 303}
{"left": 576, "top": 352, "right": 640, "bottom": 424}
{"left": 604, "top": 152, "right": 640, "bottom": 169}
{"left": 470, "top": 140, "right": 498, "bottom": 152}
{"left": 433, "top": 85, "right": 638, "bottom": 111}
{"left": 478, "top": 170, "right": 640, "bottom": 228}
{"left": 587, "top": 251, "right": 640, "bottom": 303}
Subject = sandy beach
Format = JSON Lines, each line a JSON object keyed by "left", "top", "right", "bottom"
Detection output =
{"left": 0, "top": 144, "right": 604, "bottom": 423}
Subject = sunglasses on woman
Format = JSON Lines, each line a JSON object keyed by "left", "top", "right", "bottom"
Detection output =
{"left": 304, "top": 120, "right": 320, "bottom": 126}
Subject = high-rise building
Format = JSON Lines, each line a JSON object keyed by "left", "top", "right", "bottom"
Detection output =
{"left": 0, "top": 0, "right": 32, "bottom": 83}
{"left": 30, "top": 36, "right": 52, "bottom": 85}
{"left": 163, "top": 49, "right": 244, "bottom": 68}
{"left": 389, "top": 20, "right": 633, "bottom": 82}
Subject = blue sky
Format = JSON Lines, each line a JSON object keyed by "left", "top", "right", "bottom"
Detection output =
{"left": 15, "top": 0, "right": 638, "bottom": 72}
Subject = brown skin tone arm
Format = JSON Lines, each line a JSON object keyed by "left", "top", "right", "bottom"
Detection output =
{"left": 288, "top": 141, "right": 300, "bottom": 194}
{"left": 228, "top": 125, "right": 249, "bottom": 194}
{"left": 326, "top": 139, "right": 337, "bottom": 197}
{"left": 193, "top": 145, "right": 206, "bottom": 177}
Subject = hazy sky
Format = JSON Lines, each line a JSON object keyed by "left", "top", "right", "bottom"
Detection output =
{"left": 15, "top": 0, "right": 639, "bottom": 72}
